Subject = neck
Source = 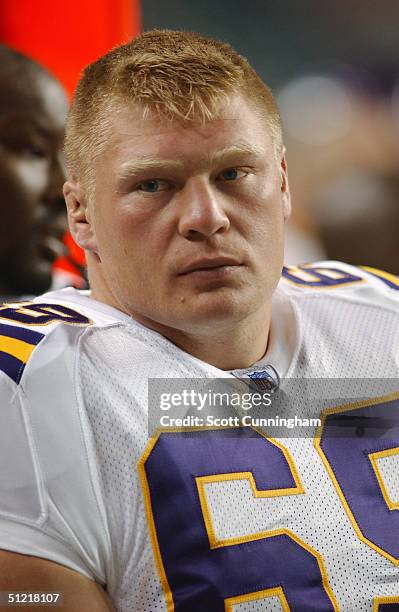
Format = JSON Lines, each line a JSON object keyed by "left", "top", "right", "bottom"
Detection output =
{"left": 158, "top": 305, "right": 272, "bottom": 370}
{"left": 88, "top": 259, "right": 272, "bottom": 370}
{"left": 95, "top": 295, "right": 270, "bottom": 371}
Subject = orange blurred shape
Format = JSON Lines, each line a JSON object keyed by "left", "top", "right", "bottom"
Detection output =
{"left": 54, "top": 232, "right": 86, "bottom": 282}
{"left": 0, "top": 0, "right": 141, "bottom": 284}
{"left": 0, "top": 0, "right": 141, "bottom": 95}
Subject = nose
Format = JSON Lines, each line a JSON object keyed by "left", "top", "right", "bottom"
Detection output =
{"left": 34, "top": 151, "right": 68, "bottom": 234}
{"left": 46, "top": 151, "right": 67, "bottom": 204}
{"left": 178, "top": 178, "right": 230, "bottom": 240}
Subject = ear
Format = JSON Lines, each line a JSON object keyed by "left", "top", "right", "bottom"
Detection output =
{"left": 280, "top": 149, "right": 291, "bottom": 222}
{"left": 63, "top": 178, "right": 98, "bottom": 255}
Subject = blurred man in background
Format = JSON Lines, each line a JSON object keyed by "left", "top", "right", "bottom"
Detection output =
{"left": 0, "top": 45, "right": 68, "bottom": 300}
{"left": 0, "top": 30, "right": 398, "bottom": 612}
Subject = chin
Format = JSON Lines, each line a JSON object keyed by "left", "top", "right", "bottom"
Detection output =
{"left": 177, "top": 291, "right": 258, "bottom": 328}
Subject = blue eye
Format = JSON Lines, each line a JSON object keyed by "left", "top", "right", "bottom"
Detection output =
{"left": 218, "top": 168, "right": 246, "bottom": 181}
{"left": 138, "top": 180, "right": 161, "bottom": 192}
{"left": 137, "top": 179, "right": 170, "bottom": 193}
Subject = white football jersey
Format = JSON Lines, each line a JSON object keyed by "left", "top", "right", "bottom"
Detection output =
{"left": 0, "top": 261, "right": 398, "bottom": 611}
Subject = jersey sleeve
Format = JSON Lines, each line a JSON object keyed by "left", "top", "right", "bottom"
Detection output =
{"left": 0, "top": 315, "right": 111, "bottom": 585}
{"left": 282, "top": 260, "right": 399, "bottom": 310}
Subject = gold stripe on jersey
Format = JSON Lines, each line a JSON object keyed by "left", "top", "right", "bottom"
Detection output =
{"left": 139, "top": 432, "right": 175, "bottom": 612}
{"left": 373, "top": 595, "right": 399, "bottom": 611}
{"left": 225, "top": 586, "right": 289, "bottom": 611}
{"left": 196, "top": 433, "right": 304, "bottom": 549}
{"left": 0, "top": 334, "right": 36, "bottom": 363}
{"left": 315, "top": 392, "right": 399, "bottom": 566}
{"left": 0, "top": 301, "right": 92, "bottom": 327}
{"left": 283, "top": 264, "right": 365, "bottom": 289}
{"left": 193, "top": 434, "right": 338, "bottom": 610}
{"left": 139, "top": 427, "right": 339, "bottom": 611}
{"left": 361, "top": 266, "right": 399, "bottom": 289}
{"left": 369, "top": 447, "right": 399, "bottom": 511}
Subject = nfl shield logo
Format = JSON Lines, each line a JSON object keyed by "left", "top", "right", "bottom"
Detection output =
{"left": 247, "top": 366, "right": 280, "bottom": 393}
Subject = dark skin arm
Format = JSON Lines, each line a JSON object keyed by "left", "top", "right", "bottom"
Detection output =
{"left": 0, "top": 550, "right": 115, "bottom": 611}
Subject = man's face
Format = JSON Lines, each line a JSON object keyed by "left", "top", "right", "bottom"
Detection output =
{"left": 0, "top": 71, "right": 68, "bottom": 295}
{"left": 87, "top": 94, "right": 290, "bottom": 335}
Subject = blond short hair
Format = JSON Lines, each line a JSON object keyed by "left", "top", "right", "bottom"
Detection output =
{"left": 65, "top": 29, "right": 282, "bottom": 195}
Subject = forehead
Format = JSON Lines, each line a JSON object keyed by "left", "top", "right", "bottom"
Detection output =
{"left": 0, "top": 71, "right": 67, "bottom": 134}
{"left": 103, "top": 95, "right": 273, "bottom": 168}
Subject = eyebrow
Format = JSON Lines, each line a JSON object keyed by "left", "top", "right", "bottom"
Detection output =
{"left": 117, "top": 143, "right": 265, "bottom": 181}
{"left": 117, "top": 157, "right": 183, "bottom": 180}
{"left": 209, "top": 143, "right": 265, "bottom": 166}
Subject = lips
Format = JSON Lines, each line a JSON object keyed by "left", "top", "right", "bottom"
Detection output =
{"left": 178, "top": 256, "right": 242, "bottom": 275}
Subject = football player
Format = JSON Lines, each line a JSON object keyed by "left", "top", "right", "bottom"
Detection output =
{"left": 0, "top": 46, "right": 68, "bottom": 300}
{"left": 0, "top": 30, "right": 398, "bottom": 611}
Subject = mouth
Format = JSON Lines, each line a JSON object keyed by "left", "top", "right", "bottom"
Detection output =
{"left": 178, "top": 257, "right": 242, "bottom": 276}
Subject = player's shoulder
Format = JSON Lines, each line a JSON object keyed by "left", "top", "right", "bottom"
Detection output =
{"left": 0, "top": 287, "right": 123, "bottom": 388}
{"left": 0, "top": 289, "right": 114, "bottom": 580}
{"left": 280, "top": 260, "right": 399, "bottom": 310}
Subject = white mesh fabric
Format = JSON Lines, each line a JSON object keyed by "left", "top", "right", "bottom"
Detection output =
{"left": 78, "top": 323, "right": 220, "bottom": 611}
{"left": 374, "top": 453, "right": 399, "bottom": 504}
{"left": 72, "top": 279, "right": 399, "bottom": 611}
{"left": 204, "top": 436, "right": 399, "bottom": 611}
{"left": 288, "top": 292, "right": 399, "bottom": 379}
{"left": 232, "top": 595, "right": 285, "bottom": 611}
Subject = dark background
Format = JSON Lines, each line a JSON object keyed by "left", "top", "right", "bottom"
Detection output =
{"left": 142, "top": 0, "right": 399, "bottom": 89}
{"left": 142, "top": 1, "right": 399, "bottom": 272}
